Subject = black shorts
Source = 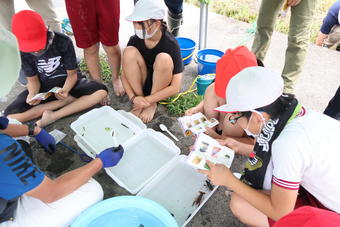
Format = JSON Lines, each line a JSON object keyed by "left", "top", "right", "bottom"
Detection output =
{"left": 4, "top": 78, "right": 107, "bottom": 116}
{"left": 143, "top": 67, "right": 154, "bottom": 96}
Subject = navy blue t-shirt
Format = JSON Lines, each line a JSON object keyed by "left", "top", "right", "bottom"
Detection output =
{"left": 21, "top": 32, "right": 78, "bottom": 85}
{"left": 0, "top": 134, "right": 44, "bottom": 200}
{"left": 321, "top": 0, "right": 340, "bottom": 34}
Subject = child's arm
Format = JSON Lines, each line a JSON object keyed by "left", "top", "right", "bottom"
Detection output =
{"left": 56, "top": 69, "right": 78, "bottom": 99}
{"left": 145, "top": 73, "right": 182, "bottom": 104}
{"left": 26, "top": 75, "right": 41, "bottom": 105}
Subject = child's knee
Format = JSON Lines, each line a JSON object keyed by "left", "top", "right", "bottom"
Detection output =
{"left": 230, "top": 193, "right": 248, "bottom": 220}
{"left": 84, "top": 43, "right": 100, "bottom": 55}
{"left": 123, "top": 46, "right": 140, "bottom": 64}
{"left": 154, "top": 52, "right": 173, "bottom": 72}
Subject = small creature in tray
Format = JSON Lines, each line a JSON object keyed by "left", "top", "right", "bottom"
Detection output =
{"left": 186, "top": 213, "right": 192, "bottom": 221}
{"left": 192, "top": 191, "right": 205, "bottom": 207}
{"left": 205, "top": 180, "right": 214, "bottom": 191}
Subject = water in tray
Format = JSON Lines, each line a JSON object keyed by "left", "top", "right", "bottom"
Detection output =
{"left": 76, "top": 117, "right": 135, "bottom": 153}
{"left": 109, "top": 134, "right": 175, "bottom": 191}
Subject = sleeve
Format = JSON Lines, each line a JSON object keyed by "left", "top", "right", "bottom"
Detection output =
{"left": 20, "top": 53, "right": 38, "bottom": 77}
{"left": 271, "top": 129, "right": 309, "bottom": 190}
{"left": 60, "top": 37, "right": 78, "bottom": 71}
{"left": 320, "top": 12, "right": 339, "bottom": 34}
{"left": 0, "top": 136, "right": 44, "bottom": 200}
{"left": 171, "top": 39, "right": 184, "bottom": 75}
{"left": 127, "top": 35, "right": 138, "bottom": 47}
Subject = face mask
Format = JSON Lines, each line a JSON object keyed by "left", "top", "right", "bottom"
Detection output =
{"left": 134, "top": 25, "right": 158, "bottom": 39}
{"left": 244, "top": 111, "right": 265, "bottom": 139}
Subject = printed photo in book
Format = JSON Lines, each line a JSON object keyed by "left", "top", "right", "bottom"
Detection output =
{"left": 187, "top": 133, "right": 235, "bottom": 170}
{"left": 178, "top": 112, "right": 218, "bottom": 136}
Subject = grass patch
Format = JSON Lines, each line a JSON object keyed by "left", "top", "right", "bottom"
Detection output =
{"left": 79, "top": 54, "right": 112, "bottom": 83}
{"left": 164, "top": 92, "right": 204, "bottom": 117}
{"left": 185, "top": 0, "right": 335, "bottom": 43}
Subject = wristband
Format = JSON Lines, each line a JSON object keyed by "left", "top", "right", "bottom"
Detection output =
{"left": 27, "top": 123, "right": 36, "bottom": 136}
{"left": 130, "top": 95, "right": 136, "bottom": 103}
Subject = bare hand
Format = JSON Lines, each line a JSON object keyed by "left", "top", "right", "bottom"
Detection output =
{"left": 185, "top": 107, "right": 199, "bottom": 116}
{"left": 55, "top": 88, "right": 69, "bottom": 100}
{"left": 217, "top": 137, "right": 241, "bottom": 153}
{"left": 26, "top": 93, "right": 41, "bottom": 106}
{"left": 315, "top": 32, "right": 327, "bottom": 46}
{"left": 133, "top": 96, "right": 150, "bottom": 109}
{"left": 287, "top": 0, "right": 302, "bottom": 7}
{"left": 198, "top": 160, "right": 236, "bottom": 187}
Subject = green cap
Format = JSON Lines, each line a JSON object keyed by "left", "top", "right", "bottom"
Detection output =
{"left": 0, "top": 27, "right": 21, "bottom": 98}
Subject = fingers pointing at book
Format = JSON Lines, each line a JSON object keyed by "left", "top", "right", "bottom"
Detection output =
{"left": 198, "top": 160, "right": 235, "bottom": 187}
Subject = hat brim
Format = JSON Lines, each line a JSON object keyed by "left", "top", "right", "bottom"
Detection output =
{"left": 126, "top": 14, "right": 151, "bottom": 22}
{"left": 18, "top": 32, "right": 47, "bottom": 52}
{"left": 214, "top": 104, "right": 240, "bottom": 113}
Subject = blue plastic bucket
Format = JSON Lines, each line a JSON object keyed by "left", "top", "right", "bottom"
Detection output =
{"left": 71, "top": 196, "right": 178, "bottom": 227}
{"left": 176, "top": 37, "right": 196, "bottom": 65}
{"left": 196, "top": 49, "right": 224, "bottom": 75}
{"left": 196, "top": 74, "right": 215, "bottom": 96}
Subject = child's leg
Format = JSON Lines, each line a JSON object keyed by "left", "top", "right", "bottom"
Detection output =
{"left": 102, "top": 44, "right": 125, "bottom": 96}
{"left": 84, "top": 43, "right": 101, "bottom": 83}
{"left": 121, "top": 46, "right": 148, "bottom": 116}
{"left": 37, "top": 90, "right": 107, "bottom": 127}
{"left": 8, "top": 97, "right": 75, "bottom": 123}
{"left": 139, "top": 53, "right": 174, "bottom": 123}
{"left": 230, "top": 192, "right": 269, "bottom": 227}
{"left": 36, "top": 81, "right": 107, "bottom": 127}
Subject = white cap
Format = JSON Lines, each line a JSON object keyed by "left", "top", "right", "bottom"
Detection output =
{"left": 214, "top": 66, "right": 284, "bottom": 113}
{"left": 0, "top": 27, "right": 21, "bottom": 98}
{"left": 126, "top": 0, "right": 166, "bottom": 22}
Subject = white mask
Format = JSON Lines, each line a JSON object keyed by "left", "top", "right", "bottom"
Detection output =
{"left": 244, "top": 111, "right": 265, "bottom": 140}
{"left": 134, "top": 26, "right": 158, "bottom": 39}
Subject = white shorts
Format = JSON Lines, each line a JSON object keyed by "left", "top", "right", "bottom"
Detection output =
{"left": 0, "top": 179, "right": 103, "bottom": 227}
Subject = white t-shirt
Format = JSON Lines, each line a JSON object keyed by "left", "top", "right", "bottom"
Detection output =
{"left": 263, "top": 110, "right": 340, "bottom": 213}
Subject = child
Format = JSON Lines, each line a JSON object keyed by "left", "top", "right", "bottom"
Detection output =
{"left": 185, "top": 46, "right": 259, "bottom": 140}
{"left": 4, "top": 10, "right": 108, "bottom": 127}
{"left": 65, "top": 0, "right": 125, "bottom": 100}
{"left": 122, "top": 0, "right": 184, "bottom": 123}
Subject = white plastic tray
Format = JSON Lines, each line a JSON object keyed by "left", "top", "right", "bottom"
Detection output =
{"left": 72, "top": 107, "right": 180, "bottom": 194}
{"left": 71, "top": 106, "right": 145, "bottom": 154}
{"left": 137, "top": 155, "right": 218, "bottom": 227}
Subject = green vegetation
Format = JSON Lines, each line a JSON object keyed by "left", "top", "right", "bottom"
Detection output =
{"left": 164, "top": 92, "right": 203, "bottom": 117}
{"left": 79, "top": 54, "right": 112, "bottom": 83}
{"left": 185, "top": 0, "right": 335, "bottom": 43}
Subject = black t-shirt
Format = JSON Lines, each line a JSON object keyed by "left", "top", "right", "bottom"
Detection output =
{"left": 21, "top": 32, "right": 78, "bottom": 86}
{"left": 127, "top": 29, "right": 184, "bottom": 75}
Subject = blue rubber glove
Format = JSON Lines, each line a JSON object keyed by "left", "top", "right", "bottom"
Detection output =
{"left": 97, "top": 145, "right": 124, "bottom": 168}
{"left": 0, "top": 117, "right": 9, "bottom": 130}
{"left": 34, "top": 129, "right": 56, "bottom": 155}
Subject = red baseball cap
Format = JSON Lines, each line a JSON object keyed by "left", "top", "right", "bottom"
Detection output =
{"left": 274, "top": 206, "right": 340, "bottom": 227}
{"left": 12, "top": 10, "right": 47, "bottom": 52}
{"left": 214, "top": 46, "right": 257, "bottom": 99}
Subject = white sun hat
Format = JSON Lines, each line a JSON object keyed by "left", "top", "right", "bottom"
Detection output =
{"left": 126, "top": 0, "right": 166, "bottom": 22}
{"left": 0, "top": 27, "right": 21, "bottom": 98}
{"left": 214, "top": 66, "right": 284, "bottom": 113}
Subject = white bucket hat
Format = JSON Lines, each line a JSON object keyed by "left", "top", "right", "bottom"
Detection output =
{"left": 126, "top": 0, "right": 166, "bottom": 22}
{"left": 0, "top": 27, "right": 21, "bottom": 98}
{"left": 214, "top": 66, "right": 284, "bottom": 113}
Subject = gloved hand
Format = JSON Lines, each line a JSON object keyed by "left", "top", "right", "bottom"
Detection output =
{"left": 34, "top": 129, "right": 56, "bottom": 155}
{"left": 97, "top": 145, "right": 124, "bottom": 168}
{"left": 0, "top": 117, "right": 9, "bottom": 130}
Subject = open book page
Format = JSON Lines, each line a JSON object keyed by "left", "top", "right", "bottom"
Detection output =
{"left": 187, "top": 133, "right": 234, "bottom": 170}
{"left": 178, "top": 112, "right": 219, "bottom": 136}
{"left": 29, "top": 87, "right": 62, "bottom": 102}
